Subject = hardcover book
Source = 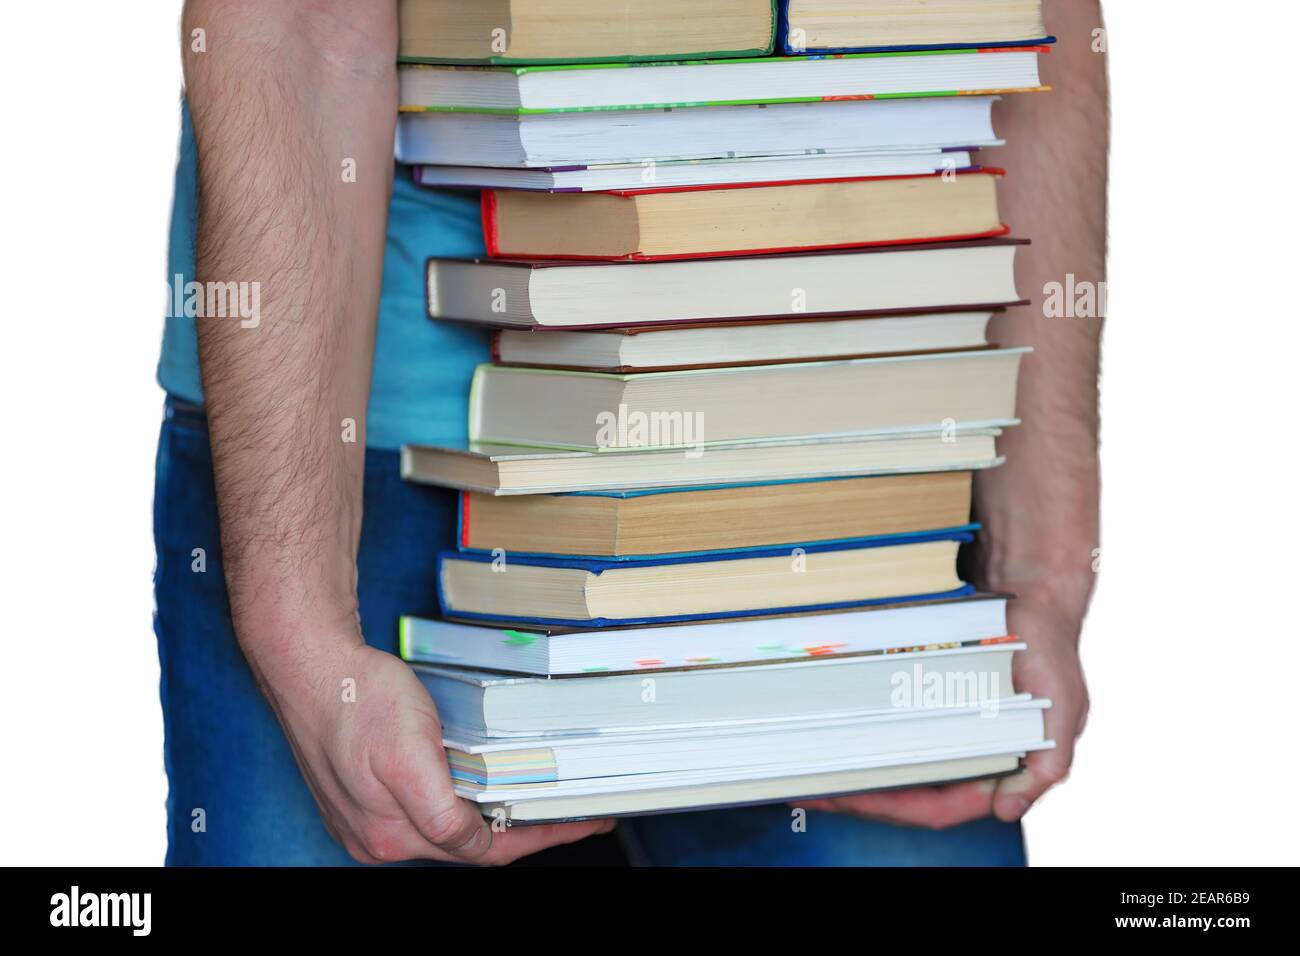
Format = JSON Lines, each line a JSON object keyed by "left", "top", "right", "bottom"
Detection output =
{"left": 399, "top": 428, "right": 1007, "bottom": 495}
{"left": 396, "top": 47, "right": 1048, "bottom": 113}
{"left": 778, "top": 0, "right": 1051, "bottom": 54}
{"left": 435, "top": 530, "right": 975, "bottom": 626}
{"left": 398, "top": 0, "right": 777, "bottom": 65}
{"left": 467, "top": 348, "right": 1028, "bottom": 451}
{"left": 490, "top": 311, "right": 995, "bottom": 372}
{"left": 456, "top": 472, "right": 973, "bottom": 559}
{"left": 427, "top": 238, "right": 1027, "bottom": 328}
{"left": 480, "top": 169, "right": 1005, "bottom": 260}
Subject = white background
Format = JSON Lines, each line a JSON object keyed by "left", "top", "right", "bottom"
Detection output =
{"left": 1, "top": 2, "right": 1297, "bottom": 866}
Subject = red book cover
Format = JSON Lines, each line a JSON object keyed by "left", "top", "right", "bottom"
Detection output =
{"left": 481, "top": 168, "right": 1008, "bottom": 262}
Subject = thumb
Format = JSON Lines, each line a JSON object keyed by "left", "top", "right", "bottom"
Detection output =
{"left": 375, "top": 713, "right": 494, "bottom": 861}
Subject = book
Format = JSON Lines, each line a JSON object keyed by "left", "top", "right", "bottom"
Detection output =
{"left": 446, "top": 699, "right": 1046, "bottom": 785}
{"left": 396, "top": 48, "right": 1046, "bottom": 113}
{"left": 398, "top": 0, "right": 777, "bottom": 65}
{"left": 395, "top": 94, "right": 1001, "bottom": 167}
{"left": 436, "top": 530, "right": 974, "bottom": 626}
{"left": 456, "top": 472, "right": 973, "bottom": 559}
{"left": 400, "top": 428, "right": 1006, "bottom": 495}
{"left": 468, "top": 749, "right": 1031, "bottom": 822}
{"left": 482, "top": 169, "right": 1004, "bottom": 260}
{"left": 400, "top": 593, "right": 1010, "bottom": 675}
{"left": 779, "top": 0, "right": 1049, "bottom": 54}
{"left": 412, "top": 149, "right": 976, "bottom": 192}
{"left": 415, "top": 641, "right": 1017, "bottom": 734}
{"left": 427, "top": 238, "right": 1026, "bottom": 328}
{"left": 468, "top": 348, "right": 1027, "bottom": 451}
{"left": 491, "top": 311, "right": 994, "bottom": 372}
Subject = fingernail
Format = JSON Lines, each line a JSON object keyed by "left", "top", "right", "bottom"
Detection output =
{"left": 977, "top": 780, "right": 998, "bottom": 795}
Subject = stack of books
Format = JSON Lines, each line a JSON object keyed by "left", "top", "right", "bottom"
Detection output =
{"left": 393, "top": 0, "right": 1056, "bottom": 824}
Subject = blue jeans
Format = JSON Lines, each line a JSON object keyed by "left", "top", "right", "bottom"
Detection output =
{"left": 153, "top": 398, "right": 1025, "bottom": 866}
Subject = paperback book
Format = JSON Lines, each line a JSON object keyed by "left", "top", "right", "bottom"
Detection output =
{"left": 395, "top": 94, "right": 1002, "bottom": 167}
{"left": 399, "top": 593, "right": 1011, "bottom": 675}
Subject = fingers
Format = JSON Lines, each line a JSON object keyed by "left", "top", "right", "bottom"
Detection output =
{"left": 477, "top": 819, "right": 618, "bottom": 866}
{"left": 990, "top": 605, "right": 1090, "bottom": 822}
{"left": 993, "top": 741, "right": 1073, "bottom": 822}
{"left": 358, "top": 697, "right": 504, "bottom": 863}
{"left": 368, "top": 718, "right": 495, "bottom": 863}
{"left": 993, "top": 712, "right": 1080, "bottom": 822}
{"left": 801, "top": 779, "right": 997, "bottom": 829}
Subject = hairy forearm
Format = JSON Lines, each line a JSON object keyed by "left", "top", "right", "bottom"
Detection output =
{"left": 185, "top": 1, "right": 397, "bottom": 671}
{"left": 975, "top": 0, "right": 1108, "bottom": 623}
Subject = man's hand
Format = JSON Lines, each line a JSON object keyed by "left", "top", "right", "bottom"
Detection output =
{"left": 252, "top": 639, "right": 611, "bottom": 864}
{"left": 797, "top": 597, "right": 1089, "bottom": 827}
{"left": 799, "top": 0, "right": 1107, "bottom": 829}
{"left": 990, "top": 596, "right": 1089, "bottom": 821}
{"left": 185, "top": 1, "right": 611, "bottom": 863}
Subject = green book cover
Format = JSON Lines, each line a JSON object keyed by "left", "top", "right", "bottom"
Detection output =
{"left": 397, "top": 47, "right": 1045, "bottom": 115}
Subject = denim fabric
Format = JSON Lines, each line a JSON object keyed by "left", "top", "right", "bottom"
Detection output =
{"left": 153, "top": 399, "right": 1025, "bottom": 866}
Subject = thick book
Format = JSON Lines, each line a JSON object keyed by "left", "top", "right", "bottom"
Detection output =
{"left": 468, "top": 348, "right": 1027, "bottom": 451}
{"left": 779, "top": 0, "right": 1050, "bottom": 54}
{"left": 395, "top": 94, "right": 1001, "bottom": 167}
{"left": 400, "top": 428, "right": 1006, "bottom": 495}
{"left": 427, "top": 238, "right": 1026, "bottom": 328}
{"left": 445, "top": 698, "right": 1046, "bottom": 786}
{"left": 469, "top": 749, "right": 1031, "bottom": 822}
{"left": 491, "top": 311, "right": 994, "bottom": 372}
{"left": 482, "top": 169, "right": 1005, "bottom": 260}
{"left": 398, "top": 0, "right": 777, "bottom": 65}
{"left": 396, "top": 48, "right": 1047, "bottom": 113}
{"left": 414, "top": 641, "right": 1016, "bottom": 734}
{"left": 456, "top": 472, "right": 973, "bottom": 559}
{"left": 412, "top": 149, "right": 975, "bottom": 192}
{"left": 436, "top": 530, "right": 974, "bottom": 626}
{"left": 400, "top": 593, "right": 1010, "bottom": 675}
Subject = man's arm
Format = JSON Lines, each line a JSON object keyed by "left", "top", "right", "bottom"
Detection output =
{"left": 800, "top": 0, "right": 1107, "bottom": 827}
{"left": 185, "top": 0, "right": 609, "bottom": 863}
{"left": 972, "top": 0, "right": 1107, "bottom": 823}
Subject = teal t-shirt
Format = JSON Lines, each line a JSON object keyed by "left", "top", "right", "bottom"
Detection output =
{"left": 157, "top": 102, "right": 490, "bottom": 450}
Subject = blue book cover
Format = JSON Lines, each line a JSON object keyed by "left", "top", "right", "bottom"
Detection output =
{"left": 437, "top": 530, "right": 975, "bottom": 627}
{"left": 775, "top": 1, "right": 1055, "bottom": 55}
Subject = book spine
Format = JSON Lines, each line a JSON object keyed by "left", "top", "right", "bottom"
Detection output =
{"left": 398, "top": 616, "right": 412, "bottom": 660}
{"left": 480, "top": 190, "right": 501, "bottom": 257}
{"left": 466, "top": 363, "right": 488, "bottom": 441}
{"left": 459, "top": 491, "right": 471, "bottom": 550}
{"left": 777, "top": 0, "right": 793, "bottom": 54}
